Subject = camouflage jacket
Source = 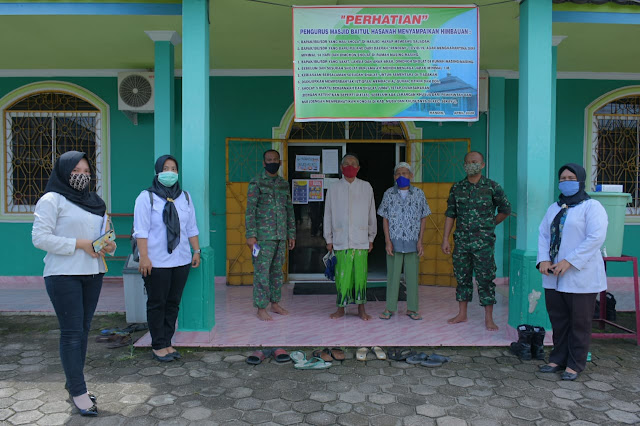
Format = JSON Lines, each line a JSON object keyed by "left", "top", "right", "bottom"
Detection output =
{"left": 445, "top": 175, "right": 511, "bottom": 240}
{"left": 245, "top": 171, "right": 296, "bottom": 241}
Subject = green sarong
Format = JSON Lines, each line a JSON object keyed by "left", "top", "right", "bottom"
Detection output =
{"left": 335, "top": 249, "right": 368, "bottom": 307}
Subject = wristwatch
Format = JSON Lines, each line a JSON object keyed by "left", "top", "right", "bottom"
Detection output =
{"left": 193, "top": 249, "right": 201, "bottom": 254}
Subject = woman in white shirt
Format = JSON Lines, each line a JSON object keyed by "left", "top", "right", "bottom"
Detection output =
{"left": 32, "top": 151, "right": 116, "bottom": 417}
{"left": 133, "top": 155, "right": 200, "bottom": 362}
{"left": 537, "top": 163, "right": 608, "bottom": 381}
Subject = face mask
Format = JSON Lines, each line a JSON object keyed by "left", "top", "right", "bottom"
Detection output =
{"left": 559, "top": 181, "right": 580, "bottom": 197}
{"left": 396, "top": 176, "right": 411, "bottom": 188}
{"left": 463, "top": 162, "right": 483, "bottom": 176}
{"left": 158, "top": 171, "right": 179, "bottom": 187}
{"left": 265, "top": 162, "right": 280, "bottom": 174}
{"left": 342, "top": 165, "right": 359, "bottom": 178}
{"left": 69, "top": 173, "right": 90, "bottom": 191}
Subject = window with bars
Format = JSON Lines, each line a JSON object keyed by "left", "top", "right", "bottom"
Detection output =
{"left": 4, "top": 92, "right": 102, "bottom": 213}
{"left": 592, "top": 95, "right": 640, "bottom": 216}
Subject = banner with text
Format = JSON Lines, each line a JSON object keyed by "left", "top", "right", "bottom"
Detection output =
{"left": 293, "top": 5, "right": 479, "bottom": 122}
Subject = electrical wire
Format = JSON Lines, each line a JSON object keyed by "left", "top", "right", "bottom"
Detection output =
{"left": 245, "top": 0, "right": 519, "bottom": 8}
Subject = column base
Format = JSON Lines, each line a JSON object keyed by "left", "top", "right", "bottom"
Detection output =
{"left": 178, "top": 246, "right": 215, "bottom": 331}
{"left": 508, "top": 249, "right": 551, "bottom": 329}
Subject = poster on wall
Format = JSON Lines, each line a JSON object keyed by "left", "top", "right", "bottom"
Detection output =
{"left": 308, "top": 179, "right": 324, "bottom": 201}
{"left": 293, "top": 5, "right": 479, "bottom": 122}
{"left": 322, "top": 149, "right": 339, "bottom": 174}
{"left": 292, "top": 179, "right": 309, "bottom": 204}
{"left": 295, "top": 155, "right": 321, "bottom": 172}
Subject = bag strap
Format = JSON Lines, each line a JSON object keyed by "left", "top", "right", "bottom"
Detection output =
{"left": 148, "top": 190, "right": 153, "bottom": 207}
{"left": 184, "top": 191, "right": 190, "bottom": 205}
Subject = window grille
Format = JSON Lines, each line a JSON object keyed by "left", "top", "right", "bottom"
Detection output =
{"left": 592, "top": 95, "right": 640, "bottom": 216}
{"left": 4, "top": 92, "right": 102, "bottom": 213}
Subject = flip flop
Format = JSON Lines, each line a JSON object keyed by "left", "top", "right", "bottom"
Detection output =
{"left": 312, "top": 349, "right": 333, "bottom": 363}
{"left": 356, "top": 347, "right": 369, "bottom": 361}
{"left": 379, "top": 310, "right": 393, "bottom": 320}
{"left": 329, "top": 347, "right": 345, "bottom": 361}
{"left": 294, "top": 357, "right": 332, "bottom": 370}
{"left": 289, "top": 351, "right": 307, "bottom": 365}
{"left": 406, "top": 352, "right": 428, "bottom": 365}
{"left": 371, "top": 346, "right": 387, "bottom": 360}
{"left": 388, "top": 347, "right": 415, "bottom": 361}
{"left": 246, "top": 349, "right": 272, "bottom": 365}
{"left": 272, "top": 348, "right": 291, "bottom": 363}
{"left": 106, "top": 335, "right": 132, "bottom": 349}
{"left": 428, "top": 354, "right": 450, "bottom": 364}
{"left": 421, "top": 358, "right": 443, "bottom": 367}
{"left": 95, "top": 334, "right": 121, "bottom": 343}
{"left": 406, "top": 312, "right": 422, "bottom": 321}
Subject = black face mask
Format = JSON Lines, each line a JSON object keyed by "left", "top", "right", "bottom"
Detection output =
{"left": 265, "top": 162, "right": 280, "bottom": 174}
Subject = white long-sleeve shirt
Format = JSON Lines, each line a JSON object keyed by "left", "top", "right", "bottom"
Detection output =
{"left": 133, "top": 191, "right": 199, "bottom": 268}
{"left": 537, "top": 199, "right": 608, "bottom": 293}
{"left": 324, "top": 177, "right": 377, "bottom": 251}
{"left": 32, "top": 192, "right": 109, "bottom": 277}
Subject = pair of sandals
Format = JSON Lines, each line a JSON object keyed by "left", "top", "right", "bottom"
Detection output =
{"left": 312, "top": 347, "right": 345, "bottom": 362}
{"left": 290, "top": 351, "right": 332, "bottom": 370}
{"left": 379, "top": 310, "right": 422, "bottom": 321}
{"left": 387, "top": 347, "right": 416, "bottom": 361}
{"left": 246, "top": 348, "right": 291, "bottom": 365}
{"left": 406, "top": 352, "right": 450, "bottom": 367}
{"left": 95, "top": 333, "right": 132, "bottom": 349}
{"left": 356, "top": 346, "right": 386, "bottom": 361}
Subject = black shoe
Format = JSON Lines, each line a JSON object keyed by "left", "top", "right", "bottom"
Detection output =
{"left": 65, "top": 384, "right": 97, "bottom": 403}
{"left": 531, "top": 326, "right": 546, "bottom": 360}
{"left": 168, "top": 350, "right": 181, "bottom": 360}
{"left": 509, "top": 324, "right": 534, "bottom": 360}
{"left": 69, "top": 396, "right": 98, "bottom": 417}
{"left": 152, "top": 352, "right": 174, "bottom": 362}
{"left": 539, "top": 364, "right": 564, "bottom": 373}
{"left": 561, "top": 371, "right": 579, "bottom": 381}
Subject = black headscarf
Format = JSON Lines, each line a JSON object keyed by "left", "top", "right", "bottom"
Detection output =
{"left": 44, "top": 151, "right": 106, "bottom": 217}
{"left": 148, "top": 155, "right": 183, "bottom": 254}
{"left": 549, "top": 163, "right": 590, "bottom": 261}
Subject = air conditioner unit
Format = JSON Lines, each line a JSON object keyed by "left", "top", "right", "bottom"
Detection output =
{"left": 117, "top": 72, "right": 154, "bottom": 112}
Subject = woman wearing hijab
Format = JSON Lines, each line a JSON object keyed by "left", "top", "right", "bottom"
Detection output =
{"left": 133, "top": 155, "right": 200, "bottom": 362}
{"left": 32, "top": 151, "right": 116, "bottom": 416}
{"left": 536, "top": 163, "right": 608, "bottom": 381}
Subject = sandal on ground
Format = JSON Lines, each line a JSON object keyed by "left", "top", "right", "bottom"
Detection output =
{"left": 106, "top": 335, "right": 131, "bottom": 349}
{"left": 406, "top": 352, "right": 428, "bottom": 365}
{"left": 421, "top": 358, "right": 443, "bottom": 367}
{"left": 294, "top": 357, "right": 332, "bottom": 370}
{"left": 356, "top": 347, "right": 369, "bottom": 361}
{"left": 289, "top": 351, "right": 307, "bottom": 365}
{"left": 329, "top": 347, "right": 345, "bottom": 361}
{"left": 95, "top": 334, "right": 121, "bottom": 343}
{"left": 371, "top": 346, "right": 387, "bottom": 360}
{"left": 379, "top": 310, "right": 393, "bottom": 320}
{"left": 388, "top": 347, "right": 415, "bottom": 361}
{"left": 246, "top": 349, "right": 272, "bottom": 365}
{"left": 312, "top": 349, "right": 333, "bottom": 363}
{"left": 427, "top": 354, "right": 450, "bottom": 364}
{"left": 406, "top": 312, "right": 422, "bottom": 321}
{"left": 272, "top": 348, "right": 291, "bottom": 363}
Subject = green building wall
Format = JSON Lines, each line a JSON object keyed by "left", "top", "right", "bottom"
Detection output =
{"left": 0, "top": 76, "right": 637, "bottom": 278}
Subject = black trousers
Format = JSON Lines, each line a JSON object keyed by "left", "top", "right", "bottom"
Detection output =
{"left": 143, "top": 264, "right": 191, "bottom": 350}
{"left": 545, "top": 289, "right": 597, "bottom": 373}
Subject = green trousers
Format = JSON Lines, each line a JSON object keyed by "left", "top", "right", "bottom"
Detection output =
{"left": 385, "top": 252, "right": 419, "bottom": 312}
{"left": 335, "top": 249, "right": 368, "bottom": 307}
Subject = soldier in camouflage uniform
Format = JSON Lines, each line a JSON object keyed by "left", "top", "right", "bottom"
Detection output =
{"left": 245, "top": 150, "right": 296, "bottom": 321}
{"left": 441, "top": 151, "right": 511, "bottom": 331}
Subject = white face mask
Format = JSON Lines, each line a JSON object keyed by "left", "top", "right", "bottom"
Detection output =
{"left": 69, "top": 173, "right": 90, "bottom": 191}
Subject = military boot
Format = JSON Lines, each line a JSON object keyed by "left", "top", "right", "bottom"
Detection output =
{"left": 509, "top": 324, "right": 533, "bottom": 360}
{"left": 530, "top": 326, "right": 546, "bottom": 360}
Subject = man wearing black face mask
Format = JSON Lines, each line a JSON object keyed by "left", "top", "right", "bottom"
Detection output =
{"left": 245, "top": 150, "right": 296, "bottom": 321}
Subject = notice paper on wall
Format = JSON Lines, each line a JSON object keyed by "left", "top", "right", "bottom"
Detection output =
{"left": 322, "top": 149, "right": 339, "bottom": 174}
{"left": 308, "top": 179, "right": 324, "bottom": 202}
{"left": 324, "top": 177, "right": 339, "bottom": 189}
{"left": 295, "top": 155, "right": 320, "bottom": 172}
{"left": 292, "top": 179, "right": 309, "bottom": 204}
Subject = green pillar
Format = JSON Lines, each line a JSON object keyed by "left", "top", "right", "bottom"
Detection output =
{"left": 488, "top": 76, "right": 507, "bottom": 277}
{"left": 178, "top": 0, "right": 215, "bottom": 332}
{"left": 509, "top": 0, "right": 553, "bottom": 330}
{"left": 145, "top": 31, "right": 180, "bottom": 159}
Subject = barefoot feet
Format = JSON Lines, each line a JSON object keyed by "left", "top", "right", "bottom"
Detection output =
{"left": 271, "top": 303, "right": 289, "bottom": 316}
{"left": 330, "top": 307, "right": 345, "bottom": 319}
{"left": 257, "top": 308, "right": 273, "bottom": 321}
{"left": 485, "top": 317, "right": 499, "bottom": 331}
{"left": 357, "top": 304, "right": 371, "bottom": 321}
{"left": 447, "top": 313, "right": 468, "bottom": 324}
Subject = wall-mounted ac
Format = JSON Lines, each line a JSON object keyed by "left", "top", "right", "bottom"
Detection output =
{"left": 118, "top": 72, "right": 155, "bottom": 113}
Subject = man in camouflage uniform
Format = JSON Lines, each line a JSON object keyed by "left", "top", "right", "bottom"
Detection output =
{"left": 245, "top": 150, "right": 296, "bottom": 321}
{"left": 441, "top": 151, "right": 511, "bottom": 331}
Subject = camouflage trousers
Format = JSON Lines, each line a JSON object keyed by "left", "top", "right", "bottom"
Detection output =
{"left": 252, "top": 240, "right": 286, "bottom": 309}
{"left": 452, "top": 238, "right": 497, "bottom": 306}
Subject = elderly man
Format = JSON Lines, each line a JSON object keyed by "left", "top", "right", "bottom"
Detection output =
{"left": 324, "top": 154, "right": 377, "bottom": 320}
{"left": 245, "top": 149, "right": 296, "bottom": 321}
{"left": 441, "top": 151, "right": 511, "bottom": 331}
{"left": 378, "top": 162, "right": 431, "bottom": 321}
